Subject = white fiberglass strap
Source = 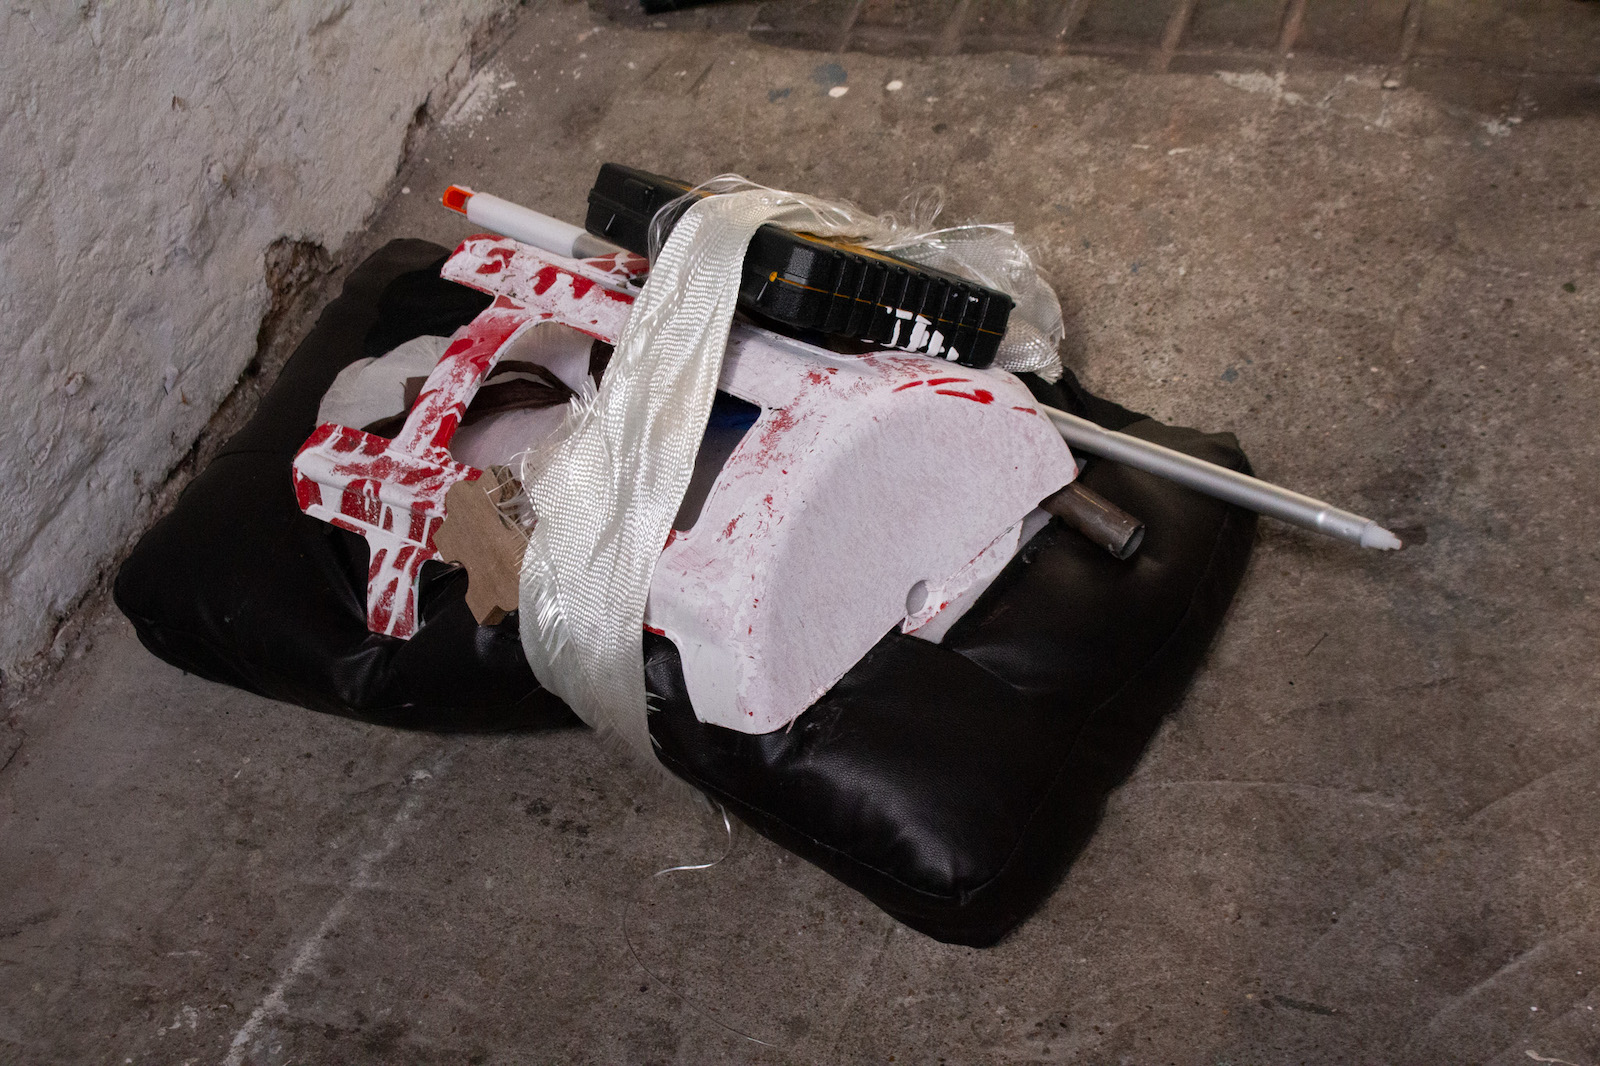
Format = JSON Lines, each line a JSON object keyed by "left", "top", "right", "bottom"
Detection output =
{"left": 516, "top": 189, "right": 881, "bottom": 767}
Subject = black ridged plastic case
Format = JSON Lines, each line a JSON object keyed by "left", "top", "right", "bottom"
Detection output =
{"left": 585, "top": 163, "right": 1014, "bottom": 369}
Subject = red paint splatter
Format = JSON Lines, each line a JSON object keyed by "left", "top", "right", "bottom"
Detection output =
{"left": 475, "top": 247, "right": 514, "bottom": 275}
{"left": 722, "top": 515, "right": 741, "bottom": 539}
{"left": 1012, "top": 406, "right": 1037, "bottom": 415}
{"left": 431, "top": 412, "right": 461, "bottom": 448}
{"left": 748, "top": 407, "right": 800, "bottom": 467}
{"left": 924, "top": 377, "right": 970, "bottom": 386}
{"left": 892, "top": 381, "right": 923, "bottom": 392}
{"left": 934, "top": 388, "right": 994, "bottom": 404}
{"left": 531, "top": 264, "right": 559, "bottom": 295}
{"left": 370, "top": 578, "right": 396, "bottom": 633}
{"left": 663, "top": 529, "right": 678, "bottom": 549}
{"left": 569, "top": 275, "right": 595, "bottom": 299}
{"left": 341, "top": 484, "right": 380, "bottom": 526}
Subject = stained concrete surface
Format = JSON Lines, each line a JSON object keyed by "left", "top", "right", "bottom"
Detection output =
{"left": 4, "top": 1, "right": 1600, "bottom": 1063}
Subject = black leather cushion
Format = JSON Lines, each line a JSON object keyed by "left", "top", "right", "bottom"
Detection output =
{"left": 115, "top": 240, "right": 1255, "bottom": 946}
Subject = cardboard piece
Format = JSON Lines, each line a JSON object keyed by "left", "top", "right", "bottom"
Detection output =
{"left": 435, "top": 467, "right": 527, "bottom": 626}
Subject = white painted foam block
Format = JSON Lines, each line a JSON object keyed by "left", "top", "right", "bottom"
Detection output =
{"left": 644, "top": 325, "right": 1075, "bottom": 734}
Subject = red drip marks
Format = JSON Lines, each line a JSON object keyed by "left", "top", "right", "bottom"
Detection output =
{"left": 532, "top": 264, "right": 559, "bottom": 296}
{"left": 1012, "top": 406, "right": 1037, "bottom": 415}
{"left": 342, "top": 480, "right": 380, "bottom": 523}
{"left": 935, "top": 388, "right": 995, "bottom": 404}
{"left": 663, "top": 529, "right": 678, "bottom": 549}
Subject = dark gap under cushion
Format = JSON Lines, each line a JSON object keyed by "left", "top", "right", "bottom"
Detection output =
{"left": 115, "top": 239, "right": 1256, "bottom": 946}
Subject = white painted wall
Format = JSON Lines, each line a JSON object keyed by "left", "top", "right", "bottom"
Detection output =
{"left": 0, "top": 0, "right": 511, "bottom": 675}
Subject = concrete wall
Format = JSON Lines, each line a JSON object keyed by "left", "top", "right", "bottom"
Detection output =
{"left": 0, "top": 0, "right": 513, "bottom": 678}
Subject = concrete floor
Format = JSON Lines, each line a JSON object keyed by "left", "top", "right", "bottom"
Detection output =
{"left": 5, "top": 2, "right": 1600, "bottom": 1063}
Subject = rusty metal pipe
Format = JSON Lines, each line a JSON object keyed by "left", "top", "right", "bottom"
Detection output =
{"left": 1041, "top": 482, "right": 1146, "bottom": 560}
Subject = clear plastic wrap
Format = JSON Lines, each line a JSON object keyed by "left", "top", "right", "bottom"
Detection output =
{"left": 649, "top": 177, "right": 1065, "bottom": 381}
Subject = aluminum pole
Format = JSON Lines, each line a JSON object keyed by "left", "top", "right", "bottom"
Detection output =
{"left": 1041, "top": 405, "right": 1402, "bottom": 550}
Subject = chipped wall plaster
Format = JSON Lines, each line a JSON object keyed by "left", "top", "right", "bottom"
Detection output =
{"left": 0, "top": 0, "right": 514, "bottom": 677}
